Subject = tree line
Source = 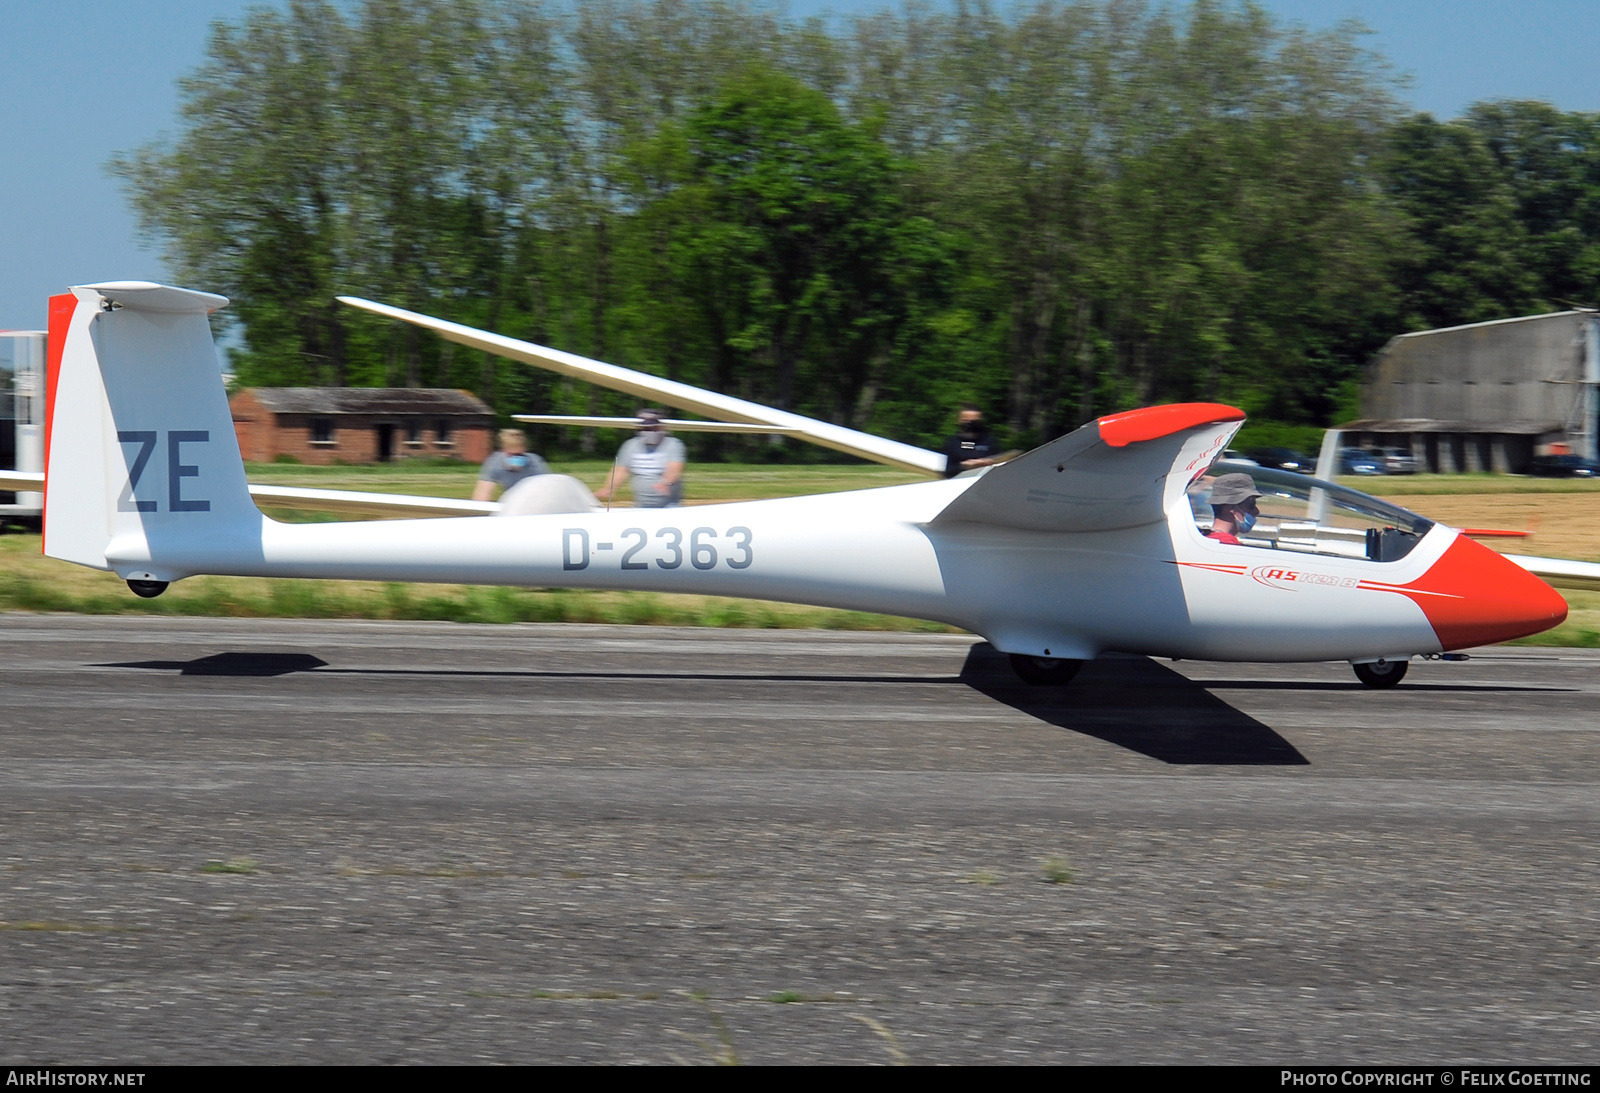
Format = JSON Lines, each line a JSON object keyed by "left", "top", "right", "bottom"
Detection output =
{"left": 114, "top": 0, "right": 1600, "bottom": 457}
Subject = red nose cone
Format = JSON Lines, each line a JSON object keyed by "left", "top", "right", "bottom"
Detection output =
{"left": 1400, "top": 535, "right": 1569, "bottom": 650}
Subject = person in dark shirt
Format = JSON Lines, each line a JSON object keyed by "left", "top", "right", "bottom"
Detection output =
{"left": 942, "top": 406, "right": 1004, "bottom": 478}
{"left": 1206, "top": 472, "right": 1262, "bottom": 545}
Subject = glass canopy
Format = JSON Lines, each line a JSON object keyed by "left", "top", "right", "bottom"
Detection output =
{"left": 1188, "top": 460, "right": 1435, "bottom": 562}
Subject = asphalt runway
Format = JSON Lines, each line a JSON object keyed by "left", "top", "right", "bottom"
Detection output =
{"left": 3, "top": 614, "right": 1598, "bottom": 1064}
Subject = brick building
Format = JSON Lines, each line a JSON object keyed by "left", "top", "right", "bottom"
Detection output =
{"left": 230, "top": 388, "right": 495, "bottom": 465}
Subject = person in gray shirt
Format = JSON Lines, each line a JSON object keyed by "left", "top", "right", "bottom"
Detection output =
{"left": 595, "top": 409, "right": 686, "bottom": 508}
{"left": 472, "top": 428, "right": 550, "bottom": 501}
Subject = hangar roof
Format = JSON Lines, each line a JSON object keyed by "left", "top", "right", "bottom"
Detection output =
{"left": 239, "top": 388, "right": 492, "bottom": 416}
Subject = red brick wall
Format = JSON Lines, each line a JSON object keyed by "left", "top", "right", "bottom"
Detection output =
{"left": 455, "top": 425, "right": 492, "bottom": 462}
{"left": 229, "top": 390, "right": 493, "bottom": 466}
{"left": 228, "top": 390, "right": 274, "bottom": 462}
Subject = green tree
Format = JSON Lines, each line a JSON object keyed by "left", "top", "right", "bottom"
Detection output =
{"left": 112, "top": 0, "right": 1456, "bottom": 453}
{"left": 113, "top": 0, "right": 353, "bottom": 386}
{"left": 1384, "top": 113, "right": 1540, "bottom": 330}
{"left": 1466, "top": 101, "right": 1600, "bottom": 309}
{"left": 678, "top": 66, "right": 930, "bottom": 423}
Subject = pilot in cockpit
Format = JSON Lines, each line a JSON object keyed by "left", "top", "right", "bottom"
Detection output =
{"left": 1205, "top": 472, "right": 1263, "bottom": 545}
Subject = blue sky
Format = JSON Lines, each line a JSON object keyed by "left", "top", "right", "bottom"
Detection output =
{"left": 2, "top": 1, "right": 1597, "bottom": 329}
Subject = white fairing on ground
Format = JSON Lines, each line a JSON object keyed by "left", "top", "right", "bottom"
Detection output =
{"left": 43, "top": 282, "right": 1570, "bottom": 664}
{"left": 495, "top": 474, "right": 601, "bottom": 516}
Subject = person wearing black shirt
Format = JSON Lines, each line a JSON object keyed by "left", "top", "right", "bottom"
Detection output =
{"left": 942, "top": 407, "right": 1003, "bottom": 478}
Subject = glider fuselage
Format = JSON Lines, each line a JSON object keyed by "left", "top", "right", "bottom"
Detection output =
{"left": 102, "top": 474, "right": 1558, "bottom": 664}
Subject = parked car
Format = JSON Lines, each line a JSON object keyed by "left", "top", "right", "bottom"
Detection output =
{"left": 1221, "top": 449, "right": 1258, "bottom": 465}
{"left": 1248, "top": 447, "right": 1312, "bottom": 473}
{"left": 1338, "top": 447, "right": 1384, "bottom": 475}
{"left": 1529, "top": 454, "right": 1600, "bottom": 478}
{"left": 1373, "top": 447, "right": 1418, "bottom": 474}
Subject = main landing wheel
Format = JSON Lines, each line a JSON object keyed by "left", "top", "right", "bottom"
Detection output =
{"left": 1009, "top": 654, "right": 1083, "bottom": 686}
{"left": 126, "top": 579, "right": 169, "bottom": 599}
{"left": 1352, "top": 659, "right": 1408, "bottom": 689}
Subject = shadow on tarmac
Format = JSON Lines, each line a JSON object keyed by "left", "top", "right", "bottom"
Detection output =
{"left": 101, "top": 642, "right": 1561, "bottom": 765}
{"left": 957, "top": 644, "right": 1309, "bottom": 765}
{"left": 99, "top": 652, "right": 329, "bottom": 676}
{"left": 100, "top": 644, "right": 1309, "bottom": 765}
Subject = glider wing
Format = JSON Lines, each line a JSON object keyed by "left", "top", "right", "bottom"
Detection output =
{"left": 247, "top": 485, "right": 497, "bottom": 519}
{"left": 931, "top": 404, "right": 1247, "bottom": 532}
{"left": 0, "top": 470, "right": 44, "bottom": 492}
{"left": 338, "top": 296, "right": 946, "bottom": 476}
{"left": 1503, "top": 554, "right": 1600, "bottom": 593}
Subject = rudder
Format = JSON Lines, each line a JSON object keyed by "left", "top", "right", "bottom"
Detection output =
{"left": 43, "top": 282, "right": 259, "bottom": 581}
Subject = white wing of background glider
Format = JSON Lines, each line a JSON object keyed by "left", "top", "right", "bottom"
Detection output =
{"left": 932, "top": 404, "right": 1248, "bottom": 532}
{"left": 0, "top": 471, "right": 498, "bottom": 519}
{"left": 246, "top": 485, "right": 496, "bottom": 519}
{"left": 338, "top": 296, "right": 947, "bottom": 476}
{"left": 512, "top": 414, "right": 800, "bottom": 434}
{"left": 1503, "top": 554, "right": 1600, "bottom": 592}
{"left": 0, "top": 470, "right": 44, "bottom": 492}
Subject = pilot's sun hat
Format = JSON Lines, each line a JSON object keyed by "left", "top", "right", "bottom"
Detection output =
{"left": 1209, "top": 472, "right": 1263, "bottom": 506}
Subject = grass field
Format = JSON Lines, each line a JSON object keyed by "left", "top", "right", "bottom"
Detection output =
{"left": 3, "top": 462, "right": 1597, "bottom": 645}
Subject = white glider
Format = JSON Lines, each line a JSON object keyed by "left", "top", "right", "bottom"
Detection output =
{"left": 35, "top": 282, "right": 1588, "bottom": 687}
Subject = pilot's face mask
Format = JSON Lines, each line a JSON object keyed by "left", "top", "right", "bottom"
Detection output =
{"left": 1231, "top": 501, "right": 1259, "bottom": 535}
{"left": 639, "top": 427, "right": 663, "bottom": 447}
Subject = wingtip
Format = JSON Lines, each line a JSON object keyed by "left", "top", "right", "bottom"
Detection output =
{"left": 1096, "top": 403, "right": 1246, "bottom": 448}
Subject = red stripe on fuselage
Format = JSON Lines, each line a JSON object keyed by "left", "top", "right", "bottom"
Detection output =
{"left": 41, "top": 292, "right": 78, "bottom": 547}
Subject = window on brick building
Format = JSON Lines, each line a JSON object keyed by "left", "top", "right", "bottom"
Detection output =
{"left": 434, "top": 419, "right": 453, "bottom": 447}
{"left": 310, "top": 417, "right": 335, "bottom": 446}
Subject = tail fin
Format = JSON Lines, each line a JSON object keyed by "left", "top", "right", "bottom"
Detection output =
{"left": 43, "top": 282, "right": 259, "bottom": 581}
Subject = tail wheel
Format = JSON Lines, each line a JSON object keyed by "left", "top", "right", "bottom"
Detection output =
{"left": 1353, "top": 659, "right": 1408, "bottom": 689}
{"left": 1009, "top": 654, "right": 1083, "bottom": 686}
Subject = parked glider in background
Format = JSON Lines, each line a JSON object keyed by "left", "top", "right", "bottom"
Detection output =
{"left": 32, "top": 282, "right": 1591, "bottom": 688}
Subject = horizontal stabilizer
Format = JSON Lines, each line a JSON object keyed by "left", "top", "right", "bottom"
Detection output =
{"left": 932, "top": 404, "right": 1245, "bottom": 533}
{"left": 80, "top": 281, "right": 228, "bottom": 315}
{"left": 339, "top": 296, "right": 946, "bottom": 476}
{"left": 1460, "top": 528, "right": 1532, "bottom": 539}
